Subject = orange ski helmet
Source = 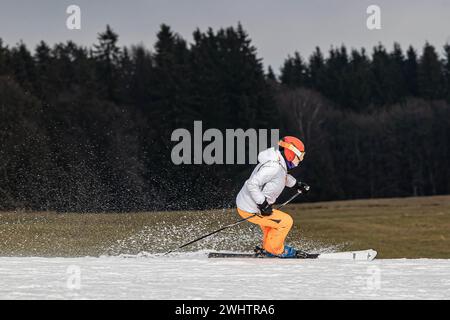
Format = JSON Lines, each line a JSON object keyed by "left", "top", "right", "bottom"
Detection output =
{"left": 278, "top": 136, "right": 305, "bottom": 162}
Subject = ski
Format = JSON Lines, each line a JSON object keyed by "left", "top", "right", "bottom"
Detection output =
{"left": 208, "top": 249, "right": 377, "bottom": 261}
{"left": 209, "top": 252, "right": 270, "bottom": 259}
{"left": 317, "top": 249, "right": 377, "bottom": 261}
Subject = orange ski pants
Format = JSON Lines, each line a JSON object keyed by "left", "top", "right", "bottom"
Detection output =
{"left": 237, "top": 207, "right": 293, "bottom": 255}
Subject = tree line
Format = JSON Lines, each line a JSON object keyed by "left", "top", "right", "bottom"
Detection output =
{"left": 0, "top": 24, "right": 449, "bottom": 212}
{"left": 280, "top": 42, "right": 450, "bottom": 111}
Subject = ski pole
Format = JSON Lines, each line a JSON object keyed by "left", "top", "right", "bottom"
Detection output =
{"left": 275, "top": 189, "right": 304, "bottom": 209}
{"left": 164, "top": 189, "right": 304, "bottom": 255}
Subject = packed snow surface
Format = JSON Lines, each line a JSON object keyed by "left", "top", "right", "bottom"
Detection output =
{"left": 0, "top": 252, "right": 449, "bottom": 299}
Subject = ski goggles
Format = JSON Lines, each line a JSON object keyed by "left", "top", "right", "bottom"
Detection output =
{"left": 278, "top": 140, "right": 305, "bottom": 159}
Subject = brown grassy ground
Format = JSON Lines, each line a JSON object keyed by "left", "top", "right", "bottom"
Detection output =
{"left": 289, "top": 195, "right": 450, "bottom": 258}
{"left": 0, "top": 195, "right": 449, "bottom": 258}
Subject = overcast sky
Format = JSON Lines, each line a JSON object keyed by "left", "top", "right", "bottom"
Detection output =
{"left": 1, "top": 0, "right": 449, "bottom": 71}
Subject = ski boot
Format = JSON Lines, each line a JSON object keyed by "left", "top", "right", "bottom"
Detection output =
{"left": 254, "top": 245, "right": 298, "bottom": 258}
{"left": 276, "top": 245, "right": 298, "bottom": 258}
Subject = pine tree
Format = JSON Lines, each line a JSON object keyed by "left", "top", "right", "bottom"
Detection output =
{"left": 266, "top": 65, "right": 277, "bottom": 81}
{"left": 280, "top": 52, "right": 308, "bottom": 87}
{"left": 190, "top": 24, "right": 276, "bottom": 129}
{"left": 389, "top": 43, "right": 407, "bottom": 102}
{"left": 371, "top": 43, "right": 401, "bottom": 106}
{"left": 148, "top": 22, "right": 195, "bottom": 163}
{"left": 322, "top": 45, "right": 350, "bottom": 109}
{"left": 308, "top": 46, "right": 325, "bottom": 90}
{"left": 280, "top": 56, "right": 294, "bottom": 86}
{"left": 70, "top": 42, "right": 97, "bottom": 97}
{"left": 418, "top": 42, "right": 445, "bottom": 100}
{"left": 404, "top": 46, "right": 419, "bottom": 97}
{"left": 93, "top": 25, "right": 121, "bottom": 101}
{"left": 117, "top": 46, "right": 133, "bottom": 104}
{"left": 443, "top": 44, "right": 450, "bottom": 102}
{"left": 130, "top": 45, "right": 154, "bottom": 108}
{"left": 34, "top": 41, "right": 53, "bottom": 98}
{"left": 347, "top": 48, "right": 372, "bottom": 111}
{"left": 0, "top": 38, "right": 11, "bottom": 76}
{"left": 10, "top": 42, "right": 36, "bottom": 92}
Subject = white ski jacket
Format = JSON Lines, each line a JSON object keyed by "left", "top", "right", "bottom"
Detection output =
{"left": 236, "top": 147, "right": 297, "bottom": 213}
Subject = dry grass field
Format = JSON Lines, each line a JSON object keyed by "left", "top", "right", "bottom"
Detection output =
{"left": 0, "top": 195, "right": 449, "bottom": 258}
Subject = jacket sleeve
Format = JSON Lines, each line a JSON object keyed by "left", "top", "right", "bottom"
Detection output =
{"left": 245, "top": 165, "right": 279, "bottom": 205}
{"left": 286, "top": 174, "right": 297, "bottom": 188}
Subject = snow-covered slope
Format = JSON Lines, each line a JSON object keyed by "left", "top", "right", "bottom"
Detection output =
{"left": 0, "top": 253, "right": 449, "bottom": 299}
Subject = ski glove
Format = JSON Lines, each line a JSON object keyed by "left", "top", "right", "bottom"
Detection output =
{"left": 296, "top": 181, "right": 310, "bottom": 194}
{"left": 257, "top": 199, "right": 273, "bottom": 216}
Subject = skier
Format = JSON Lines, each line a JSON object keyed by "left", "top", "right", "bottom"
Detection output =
{"left": 236, "top": 136, "right": 310, "bottom": 258}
